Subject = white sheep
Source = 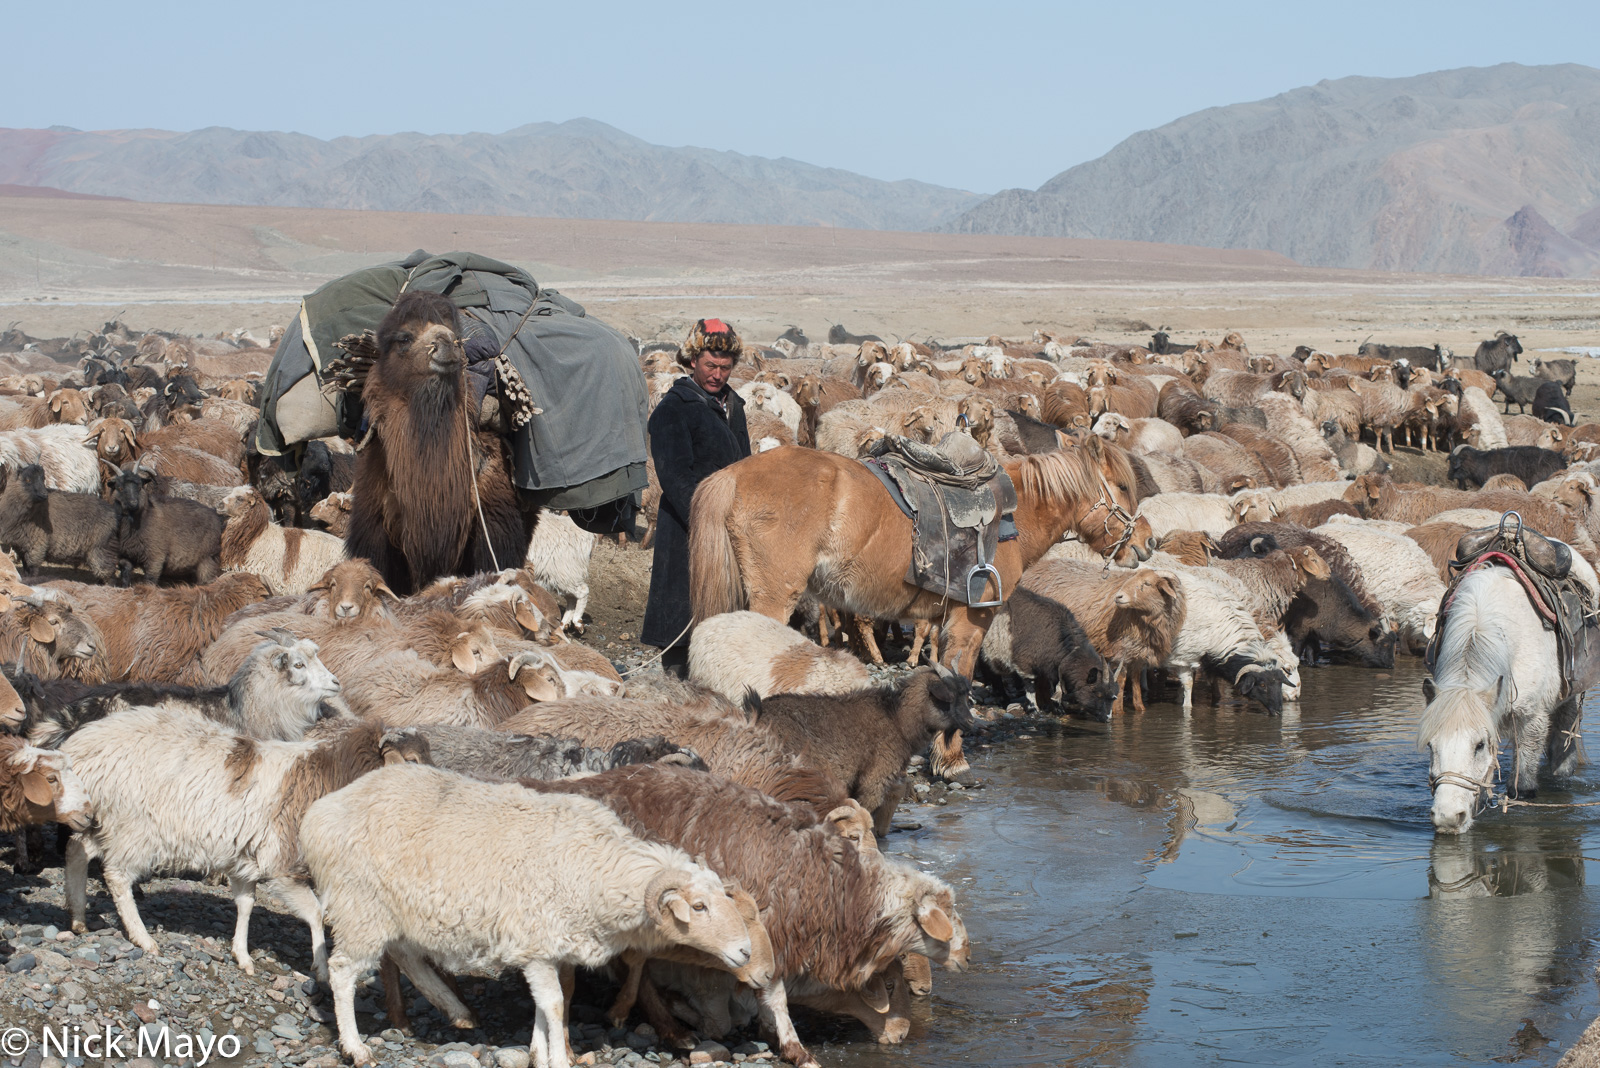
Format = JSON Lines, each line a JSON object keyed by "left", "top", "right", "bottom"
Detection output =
{"left": 219, "top": 486, "right": 348, "bottom": 594}
{"left": 737, "top": 381, "right": 802, "bottom": 435}
{"left": 1229, "top": 480, "right": 1352, "bottom": 523}
{"left": 1137, "top": 491, "right": 1239, "bottom": 539}
{"left": 525, "top": 510, "right": 597, "bottom": 633}
{"left": 1458, "top": 386, "right": 1508, "bottom": 450}
{"left": 1148, "top": 558, "right": 1293, "bottom": 714}
{"left": 300, "top": 763, "right": 753, "bottom": 1068}
{"left": 1124, "top": 417, "right": 1185, "bottom": 455}
{"left": 61, "top": 709, "right": 426, "bottom": 976}
{"left": 688, "top": 611, "right": 870, "bottom": 701}
{"left": 1259, "top": 393, "right": 1343, "bottom": 482}
{"left": 0, "top": 425, "right": 100, "bottom": 492}
{"left": 1315, "top": 521, "right": 1446, "bottom": 653}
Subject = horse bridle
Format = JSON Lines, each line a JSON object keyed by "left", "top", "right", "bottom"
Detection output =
{"left": 1428, "top": 768, "right": 1498, "bottom": 814}
{"left": 1083, "top": 470, "right": 1139, "bottom": 566}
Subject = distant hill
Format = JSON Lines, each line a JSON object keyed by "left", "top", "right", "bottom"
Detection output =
{"left": 946, "top": 63, "right": 1600, "bottom": 277}
{"left": 0, "top": 119, "right": 982, "bottom": 232}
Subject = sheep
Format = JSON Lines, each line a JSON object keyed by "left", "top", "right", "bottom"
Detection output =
{"left": 1258, "top": 393, "right": 1342, "bottom": 482}
{"left": 976, "top": 587, "right": 1117, "bottom": 720}
{"left": 0, "top": 463, "right": 122, "bottom": 582}
{"left": 1492, "top": 369, "right": 1545, "bottom": 415}
{"left": 61, "top": 710, "right": 429, "bottom": 976}
{"left": 495, "top": 679, "right": 847, "bottom": 813}
{"left": 688, "top": 611, "right": 870, "bottom": 701}
{"left": 139, "top": 441, "right": 244, "bottom": 487}
{"left": 0, "top": 736, "right": 92, "bottom": 837}
{"left": 1500, "top": 415, "right": 1564, "bottom": 450}
{"left": 1229, "top": 481, "right": 1352, "bottom": 524}
{"left": 301, "top": 763, "right": 752, "bottom": 1068}
{"left": 1216, "top": 522, "right": 1396, "bottom": 668}
{"left": 1211, "top": 543, "right": 1332, "bottom": 628}
{"left": 525, "top": 511, "right": 597, "bottom": 633}
{"left": 85, "top": 415, "right": 141, "bottom": 474}
{"left": 1314, "top": 521, "right": 1446, "bottom": 654}
{"left": 1347, "top": 473, "right": 1580, "bottom": 544}
{"left": 0, "top": 593, "right": 104, "bottom": 682}
{"left": 1155, "top": 530, "right": 1219, "bottom": 566}
{"left": 738, "top": 381, "right": 803, "bottom": 436}
{"left": 1181, "top": 432, "right": 1269, "bottom": 489}
{"left": 1530, "top": 356, "right": 1577, "bottom": 396}
{"left": 1144, "top": 561, "right": 1292, "bottom": 714}
{"left": 40, "top": 571, "right": 273, "bottom": 684}
{"left": 1202, "top": 369, "right": 1276, "bottom": 409}
{"left": 1533, "top": 380, "right": 1574, "bottom": 425}
{"left": 1122, "top": 416, "right": 1185, "bottom": 454}
{"left": 525, "top": 763, "right": 963, "bottom": 1068}
{"left": 1131, "top": 451, "right": 1211, "bottom": 494}
{"left": 1019, "top": 561, "right": 1186, "bottom": 714}
{"left": 25, "top": 629, "right": 344, "bottom": 748}
{"left": 1137, "top": 491, "right": 1238, "bottom": 538}
{"left": 815, "top": 405, "right": 890, "bottom": 457}
{"left": 328, "top": 647, "right": 579, "bottom": 727}
{"left": 1456, "top": 386, "right": 1509, "bottom": 449}
{"left": 791, "top": 375, "right": 861, "bottom": 447}
{"left": 1447, "top": 444, "right": 1567, "bottom": 491}
{"left": 142, "top": 416, "right": 247, "bottom": 468}
{"left": 211, "top": 484, "right": 348, "bottom": 593}
{"left": 309, "top": 490, "right": 353, "bottom": 537}
{"left": 1216, "top": 423, "right": 1302, "bottom": 487}
{"left": 107, "top": 465, "right": 223, "bottom": 585}
{"left": 743, "top": 664, "right": 974, "bottom": 834}
{"left": 1319, "top": 420, "right": 1387, "bottom": 477}
{"left": 406, "top": 726, "right": 705, "bottom": 783}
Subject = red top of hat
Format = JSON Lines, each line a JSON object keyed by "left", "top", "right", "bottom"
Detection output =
{"left": 702, "top": 318, "right": 730, "bottom": 333}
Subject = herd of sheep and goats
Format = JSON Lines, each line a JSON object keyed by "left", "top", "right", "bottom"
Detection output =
{"left": 0, "top": 315, "right": 1590, "bottom": 1068}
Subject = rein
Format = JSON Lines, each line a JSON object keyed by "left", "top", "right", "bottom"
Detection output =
{"left": 1083, "top": 468, "right": 1138, "bottom": 574}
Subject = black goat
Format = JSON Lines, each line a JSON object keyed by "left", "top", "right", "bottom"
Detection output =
{"left": 978, "top": 587, "right": 1116, "bottom": 721}
{"left": 110, "top": 466, "right": 223, "bottom": 585}
{"left": 0, "top": 465, "right": 121, "bottom": 582}
{"left": 1447, "top": 444, "right": 1567, "bottom": 491}
{"left": 1533, "top": 381, "right": 1574, "bottom": 426}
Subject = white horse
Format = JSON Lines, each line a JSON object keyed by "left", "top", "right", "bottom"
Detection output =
{"left": 1420, "top": 554, "right": 1596, "bottom": 833}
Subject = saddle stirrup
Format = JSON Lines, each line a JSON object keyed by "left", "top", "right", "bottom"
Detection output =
{"left": 965, "top": 533, "right": 1004, "bottom": 608}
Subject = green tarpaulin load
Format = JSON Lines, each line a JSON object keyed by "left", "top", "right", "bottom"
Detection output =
{"left": 258, "top": 249, "right": 648, "bottom": 510}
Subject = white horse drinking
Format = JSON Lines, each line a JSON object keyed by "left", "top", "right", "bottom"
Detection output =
{"left": 1420, "top": 552, "right": 1597, "bottom": 834}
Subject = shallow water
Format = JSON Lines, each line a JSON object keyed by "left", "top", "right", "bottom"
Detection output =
{"left": 822, "top": 661, "right": 1600, "bottom": 1067}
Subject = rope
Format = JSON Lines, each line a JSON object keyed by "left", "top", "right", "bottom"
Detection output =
{"left": 464, "top": 395, "right": 501, "bottom": 574}
{"left": 618, "top": 618, "right": 694, "bottom": 679}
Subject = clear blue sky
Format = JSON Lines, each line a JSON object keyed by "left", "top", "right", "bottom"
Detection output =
{"left": 6, "top": 0, "right": 1597, "bottom": 193}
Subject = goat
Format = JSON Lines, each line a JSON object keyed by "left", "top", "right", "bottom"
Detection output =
{"left": 524, "top": 510, "right": 596, "bottom": 633}
{"left": 0, "top": 463, "right": 122, "bottom": 582}
{"left": 302, "top": 762, "right": 752, "bottom": 1068}
{"left": 108, "top": 465, "right": 223, "bottom": 585}
{"left": 744, "top": 664, "right": 974, "bottom": 835}
{"left": 0, "top": 594, "right": 104, "bottom": 682}
{"left": 62, "top": 712, "right": 429, "bottom": 976}
{"left": 1533, "top": 380, "right": 1574, "bottom": 425}
{"left": 1447, "top": 444, "right": 1567, "bottom": 491}
{"left": 1492, "top": 369, "right": 1545, "bottom": 415}
{"left": 976, "top": 587, "right": 1117, "bottom": 720}
{"left": 1530, "top": 356, "right": 1577, "bottom": 396}
{"left": 1019, "top": 562, "right": 1186, "bottom": 715}
{"left": 0, "top": 736, "right": 92, "bottom": 838}
{"left": 1317, "top": 518, "right": 1446, "bottom": 654}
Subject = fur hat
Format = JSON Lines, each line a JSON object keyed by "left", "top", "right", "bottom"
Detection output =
{"left": 679, "top": 318, "right": 742, "bottom": 368}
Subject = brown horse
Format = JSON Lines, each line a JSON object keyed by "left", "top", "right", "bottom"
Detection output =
{"left": 689, "top": 437, "right": 1153, "bottom": 774}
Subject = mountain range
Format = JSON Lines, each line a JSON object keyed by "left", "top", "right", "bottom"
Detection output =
{"left": 945, "top": 63, "right": 1600, "bottom": 277}
{"left": 0, "top": 119, "right": 982, "bottom": 232}
{"left": 3, "top": 63, "right": 1599, "bottom": 276}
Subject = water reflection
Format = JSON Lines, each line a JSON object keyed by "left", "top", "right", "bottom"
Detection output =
{"left": 828, "top": 661, "right": 1600, "bottom": 1067}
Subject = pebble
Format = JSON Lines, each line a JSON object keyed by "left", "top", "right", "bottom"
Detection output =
{"left": 440, "top": 1052, "right": 481, "bottom": 1068}
{"left": 5, "top": 952, "right": 35, "bottom": 973}
{"left": 689, "top": 1041, "right": 730, "bottom": 1064}
{"left": 494, "top": 1049, "right": 531, "bottom": 1068}
{"left": 1175, "top": 930, "right": 1200, "bottom": 939}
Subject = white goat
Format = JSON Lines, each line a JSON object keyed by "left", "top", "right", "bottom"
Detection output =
{"left": 1315, "top": 521, "right": 1446, "bottom": 653}
{"left": 0, "top": 425, "right": 100, "bottom": 492}
{"left": 525, "top": 511, "right": 596, "bottom": 633}
{"left": 1137, "top": 492, "right": 1239, "bottom": 539}
{"left": 737, "top": 381, "right": 802, "bottom": 436}
{"left": 219, "top": 486, "right": 348, "bottom": 594}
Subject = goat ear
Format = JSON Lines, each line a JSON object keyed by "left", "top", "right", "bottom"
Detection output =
{"left": 916, "top": 902, "right": 955, "bottom": 942}
{"left": 861, "top": 974, "right": 891, "bottom": 1014}
{"left": 374, "top": 582, "right": 401, "bottom": 603}
{"left": 450, "top": 634, "right": 478, "bottom": 674}
{"left": 513, "top": 599, "right": 545, "bottom": 635}
{"left": 21, "top": 768, "right": 53, "bottom": 808}
{"left": 28, "top": 615, "right": 56, "bottom": 644}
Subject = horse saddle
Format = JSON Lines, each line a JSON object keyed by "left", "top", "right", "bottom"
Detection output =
{"left": 1428, "top": 512, "right": 1600, "bottom": 697}
{"left": 860, "top": 432, "right": 1018, "bottom": 605}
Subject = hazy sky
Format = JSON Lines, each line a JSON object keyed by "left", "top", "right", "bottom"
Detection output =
{"left": 7, "top": 0, "right": 1597, "bottom": 193}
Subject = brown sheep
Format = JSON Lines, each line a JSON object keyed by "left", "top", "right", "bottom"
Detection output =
{"left": 140, "top": 443, "right": 243, "bottom": 487}
{"left": 1020, "top": 561, "right": 1186, "bottom": 715}
{"left": 309, "top": 491, "right": 353, "bottom": 537}
{"left": 1448, "top": 366, "right": 1497, "bottom": 395}
{"left": 0, "top": 735, "right": 92, "bottom": 836}
{"left": 1278, "top": 498, "right": 1362, "bottom": 526}
{"left": 792, "top": 374, "right": 861, "bottom": 447}
{"left": 1040, "top": 381, "right": 1091, "bottom": 430}
{"left": 1182, "top": 432, "right": 1270, "bottom": 489}
{"left": 143, "top": 417, "right": 248, "bottom": 468}
{"left": 1480, "top": 472, "right": 1528, "bottom": 492}
{"left": 0, "top": 595, "right": 106, "bottom": 682}
{"left": 1157, "top": 530, "right": 1220, "bottom": 566}
{"left": 1345, "top": 473, "right": 1582, "bottom": 543}
{"left": 1216, "top": 424, "right": 1302, "bottom": 488}
{"left": 1087, "top": 378, "right": 1160, "bottom": 420}
{"left": 86, "top": 416, "right": 141, "bottom": 476}
{"left": 40, "top": 572, "right": 273, "bottom": 685}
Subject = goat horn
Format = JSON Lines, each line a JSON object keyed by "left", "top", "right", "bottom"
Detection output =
{"left": 506, "top": 649, "right": 548, "bottom": 680}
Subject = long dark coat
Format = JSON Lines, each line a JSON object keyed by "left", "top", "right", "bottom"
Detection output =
{"left": 641, "top": 376, "right": 751, "bottom": 648}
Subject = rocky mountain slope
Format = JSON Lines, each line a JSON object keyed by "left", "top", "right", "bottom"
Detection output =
{"left": 946, "top": 63, "right": 1600, "bottom": 276}
{"left": 0, "top": 119, "right": 982, "bottom": 232}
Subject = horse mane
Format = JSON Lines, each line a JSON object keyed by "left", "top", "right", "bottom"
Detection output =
{"left": 1012, "top": 442, "right": 1138, "bottom": 507}
{"left": 1417, "top": 572, "right": 1513, "bottom": 751}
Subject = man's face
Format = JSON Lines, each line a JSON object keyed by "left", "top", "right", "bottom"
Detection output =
{"left": 692, "top": 352, "right": 736, "bottom": 394}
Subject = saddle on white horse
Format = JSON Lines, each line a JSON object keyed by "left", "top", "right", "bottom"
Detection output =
{"left": 1428, "top": 511, "right": 1600, "bottom": 697}
{"left": 860, "top": 432, "right": 1018, "bottom": 607}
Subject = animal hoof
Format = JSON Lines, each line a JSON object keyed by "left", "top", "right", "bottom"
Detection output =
{"left": 135, "top": 936, "right": 158, "bottom": 954}
{"left": 70, "top": 921, "right": 87, "bottom": 934}
{"left": 347, "top": 1042, "right": 374, "bottom": 1066}
{"left": 451, "top": 1014, "right": 478, "bottom": 1030}
{"left": 238, "top": 959, "right": 255, "bottom": 976}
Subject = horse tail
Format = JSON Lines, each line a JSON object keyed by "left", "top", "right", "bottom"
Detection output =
{"left": 690, "top": 467, "right": 746, "bottom": 623}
